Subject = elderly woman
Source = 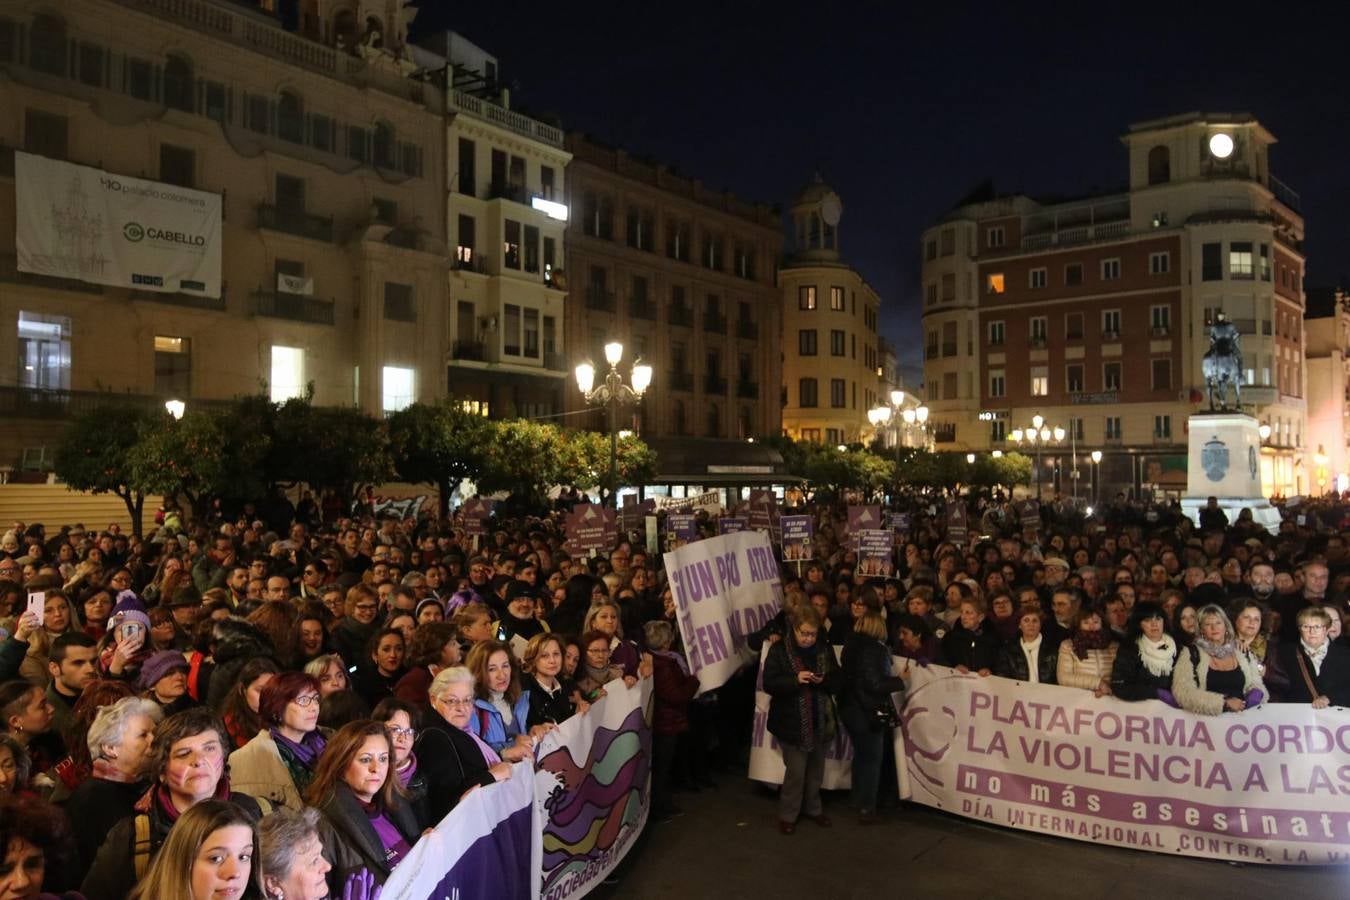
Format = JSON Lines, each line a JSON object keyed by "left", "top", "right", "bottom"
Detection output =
{"left": 372, "top": 697, "right": 429, "bottom": 829}
{"left": 306, "top": 720, "right": 421, "bottom": 894}
{"left": 228, "top": 672, "right": 326, "bottom": 811}
{"left": 413, "top": 667, "right": 512, "bottom": 825}
{"left": 646, "top": 620, "right": 698, "bottom": 824}
{"left": 0, "top": 793, "right": 82, "bottom": 900}
{"left": 1109, "top": 602, "right": 1179, "bottom": 704}
{"left": 1057, "top": 607, "right": 1118, "bottom": 697}
{"left": 1274, "top": 606, "right": 1350, "bottom": 707}
{"left": 574, "top": 629, "right": 628, "bottom": 701}
{"left": 127, "top": 799, "right": 264, "bottom": 900}
{"left": 840, "top": 610, "right": 905, "bottom": 825}
{"left": 258, "top": 807, "right": 331, "bottom": 900}
{"left": 1173, "top": 605, "right": 1267, "bottom": 716}
{"left": 583, "top": 599, "right": 642, "bottom": 678}
{"left": 940, "top": 596, "right": 1002, "bottom": 677}
{"left": 995, "top": 608, "right": 1058, "bottom": 685}
{"left": 762, "top": 605, "right": 841, "bottom": 835}
{"left": 66, "top": 697, "right": 162, "bottom": 873}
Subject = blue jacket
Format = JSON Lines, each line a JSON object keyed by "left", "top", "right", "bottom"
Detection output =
{"left": 469, "top": 694, "right": 532, "bottom": 753}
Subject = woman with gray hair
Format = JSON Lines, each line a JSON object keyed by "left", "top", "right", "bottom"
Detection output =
{"left": 67, "top": 696, "right": 162, "bottom": 873}
{"left": 1173, "top": 604, "right": 1267, "bottom": 716}
{"left": 258, "top": 807, "right": 332, "bottom": 900}
{"left": 413, "top": 666, "right": 513, "bottom": 823}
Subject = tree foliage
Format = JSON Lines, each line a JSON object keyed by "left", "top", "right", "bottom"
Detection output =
{"left": 52, "top": 405, "right": 159, "bottom": 537}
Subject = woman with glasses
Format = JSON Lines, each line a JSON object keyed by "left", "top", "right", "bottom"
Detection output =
{"left": 1274, "top": 606, "right": 1350, "bottom": 707}
{"left": 414, "top": 667, "right": 513, "bottom": 823}
{"left": 228, "top": 672, "right": 327, "bottom": 811}
{"left": 332, "top": 585, "right": 381, "bottom": 672}
{"left": 371, "top": 698, "right": 429, "bottom": 829}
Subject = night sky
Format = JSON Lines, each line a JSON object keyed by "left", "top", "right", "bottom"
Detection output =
{"left": 411, "top": 3, "right": 1350, "bottom": 387}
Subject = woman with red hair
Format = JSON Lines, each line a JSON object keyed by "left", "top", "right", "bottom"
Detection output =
{"left": 227, "top": 671, "right": 326, "bottom": 811}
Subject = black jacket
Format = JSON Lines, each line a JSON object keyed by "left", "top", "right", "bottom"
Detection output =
{"left": 1109, "top": 637, "right": 1178, "bottom": 701}
{"left": 1274, "top": 641, "right": 1350, "bottom": 706}
{"left": 840, "top": 633, "right": 904, "bottom": 713}
{"left": 205, "top": 619, "right": 279, "bottom": 711}
{"left": 314, "top": 782, "right": 420, "bottom": 893}
{"left": 65, "top": 776, "right": 148, "bottom": 880}
{"left": 523, "top": 673, "right": 578, "bottom": 728}
{"left": 995, "top": 638, "right": 1060, "bottom": 685}
{"left": 762, "top": 639, "right": 842, "bottom": 748}
{"left": 413, "top": 713, "right": 497, "bottom": 825}
{"left": 940, "top": 622, "right": 1002, "bottom": 672}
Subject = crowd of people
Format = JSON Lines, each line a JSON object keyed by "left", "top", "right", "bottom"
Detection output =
{"left": 0, "top": 485, "right": 1347, "bottom": 896}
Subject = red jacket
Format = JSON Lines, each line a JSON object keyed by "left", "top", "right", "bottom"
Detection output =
{"left": 651, "top": 653, "right": 699, "bottom": 736}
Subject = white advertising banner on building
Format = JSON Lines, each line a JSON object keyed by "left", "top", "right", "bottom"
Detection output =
{"left": 15, "top": 151, "right": 223, "bottom": 297}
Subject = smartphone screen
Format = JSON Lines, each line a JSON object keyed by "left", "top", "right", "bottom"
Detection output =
{"left": 26, "top": 591, "right": 45, "bottom": 620}
{"left": 121, "top": 622, "right": 141, "bottom": 642}
{"left": 496, "top": 624, "right": 508, "bottom": 642}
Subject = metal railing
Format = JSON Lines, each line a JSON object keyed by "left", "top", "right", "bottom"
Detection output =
{"left": 1270, "top": 174, "right": 1301, "bottom": 212}
{"left": 451, "top": 340, "right": 485, "bottom": 362}
{"left": 544, "top": 352, "right": 566, "bottom": 371}
{"left": 257, "top": 204, "right": 334, "bottom": 242}
{"left": 585, "top": 288, "right": 616, "bottom": 312}
{"left": 130, "top": 288, "right": 226, "bottom": 312}
{"left": 668, "top": 306, "right": 693, "bottom": 327}
{"left": 253, "top": 290, "right": 335, "bottom": 325}
{"left": 941, "top": 342, "right": 957, "bottom": 357}
{"left": 0, "top": 385, "right": 231, "bottom": 420}
{"left": 736, "top": 319, "right": 759, "bottom": 340}
{"left": 703, "top": 313, "right": 727, "bottom": 334}
{"left": 487, "top": 181, "right": 529, "bottom": 204}
{"left": 628, "top": 299, "right": 655, "bottom": 320}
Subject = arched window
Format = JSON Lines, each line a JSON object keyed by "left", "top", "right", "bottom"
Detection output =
{"left": 373, "top": 121, "right": 395, "bottom": 169}
{"left": 673, "top": 401, "right": 686, "bottom": 436}
{"left": 333, "top": 9, "right": 358, "bottom": 51}
{"left": 707, "top": 403, "right": 721, "bottom": 438}
{"left": 163, "top": 55, "right": 194, "bottom": 112}
{"left": 29, "top": 13, "right": 66, "bottom": 76}
{"left": 739, "top": 406, "right": 752, "bottom": 440}
{"left": 1147, "top": 145, "right": 1170, "bottom": 186}
{"left": 364, "top": 16, "right": 384, "bottom": 48}
{"left": 277, "top": 90, "right": 304, "bottom": 144}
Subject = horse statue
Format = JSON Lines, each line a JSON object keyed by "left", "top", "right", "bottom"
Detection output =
{"left": 1201, "top": 313, "right": 1243, "bottom": 411}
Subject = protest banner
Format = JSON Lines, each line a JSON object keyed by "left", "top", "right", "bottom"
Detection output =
{"left": 780, "top": 514, "right": 813, "bottom": 562}
{"left": 898, "top": 665, "right": 1350, "bottom": 865}
{"left": 847, "top": 505, "right": 881, "bottom": 549}
{"left": 462, "top": 498, "right": 494, "bottom": 538}
{"left": 381, "top": 759, "right": 540, "bottom": 900}
{"left": 1016, "top": 499, "right": 1041, "bottom": 533}
{"left": 656, "top": 490, "right": 722, "bottom": 512}
{"left": 747, "top": 489, "right": 780, "bottom": 541}
{"left": 665, "top": 512, "right": 697, "bottom": 545}
{"left": 946, "top": 502, "right": 969, "bottom": 544}
{"left": 619, "top": 496, "right": 655, "bottom": 531}
{"left": 567, "top": 503, "right": 610, "bottom": 553}
{"left": 748, "top": 644, "right": 853, "bottom": 790}
{"left": 889, "top": 511, "right": 911, "bottom": 543}
{"left": 718, "top": 517, "right": 748, "bottom": 534}
{"left": 664, "top": 530, "right": 784, "bottom": 694}
{"left": 535, "top": 678, "right": 652, "bottom": 900}
{"left": 857, "top": 529, "right": 894, "bottom": 577}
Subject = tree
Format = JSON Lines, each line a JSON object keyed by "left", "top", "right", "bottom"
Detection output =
{"left": 301, "top": 406, "right": 394, "bottom": 506}
{"left": 387, "top": 402, "right": 492, "bottom": 517}
{"left": 52, "top": 405, "right": 158, "bottom": 537}
{"left": 477, "top": 419, "right": 566, "bottom": 505}
{"left": 127, "top": 408, "right": 271, "bottom": 519}
{"left": 565, "top": 430, "right": 658, "bottom": 499}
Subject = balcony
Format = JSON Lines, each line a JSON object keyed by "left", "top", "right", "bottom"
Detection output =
{"left": 1270, "top": 174, "right": 1301, "bottom": 213}
{"left": 452, "top": 256, "right": 489, "bottom": 275}
{"left": 451, "top": 340, "right": 486, "bottom": 362}
{"left": 0, "top": 385, "right": 230, "bottom": 420}
{"left": 253, "top": 290, "right": 335, "bottom": 325}
{"left": 933, "top": 423, "right": 958, "bottom": 444}
{"left": 941, "top": 342, "right": 957, "bottom": 357}
{"left": 544, "top": 352, "right": 567, "bottom": 371}
{"left": 704, "top": 375, "right": 728, "bottom": 394}
{"left": 585, "top": 287, "right": 616, "bottom": 313}
{"left": 1029, "top": 336, "right": 1047, "bottom": 349}
{"left": 737, "top": 381, "right": 759, "bottom": 399}
{"left": 448, "top": 89, "right": 564, "bottom": 148}
{"left": 669, "top": 371, "right": 693, "bottom": 392}
{"left": 1021, "top": 197, "right": 1133, "bottom": 251}
{"left": 257, "top": 204, "right": 334, "bottom": 242}
{"left": 0, "top": 253, "right": 103, "bottom": 294}
{"left": 736, "top": 319, "right": 759, "bottom": 340}
{"left": 131, "top": 287, "right": 227, "bottom": 312}
{"left": 628, "top": 299, "right": 655, "bottom": 320}
{"left": 1101, "top": 330, "right": 1119, "bottom": 341}
{"left": 1151, "top": 325, "right": 1171, "bottom": 337}
{"left": 703, "top": 313, "right": 728, "bottom": 334}
{"left": 668, "top": 306, "right": 693, "bottom": 328}
{"left": 487, "top": 181, "right": 530, "bottom": 204}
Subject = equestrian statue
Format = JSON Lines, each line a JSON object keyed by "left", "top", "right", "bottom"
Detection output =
{"left": 1201, "top": 312, "right": 1243, "bottom": 411}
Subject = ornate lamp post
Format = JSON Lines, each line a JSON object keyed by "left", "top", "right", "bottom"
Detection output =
{"left": 1090, "top": 449, "right": 1102, "bottom": 506}
{"left": 575, "top": 342, "right": 652, "bottom": 508}
{"left": 1009, "top": 413, "right": 1062, "bottom": 500}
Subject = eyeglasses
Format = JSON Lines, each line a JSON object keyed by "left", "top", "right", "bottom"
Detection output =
{"left": 292, "top": 694, "right": 321, "bottom": 707}
{"left": 1299, "top": 624, "right": 1327, "bottom": 632}
{"left": 440, "top": 697, "right": 475, "bottom": 709}
{"left": 586, "top": 648, "right": 610, "bottom": 656}
{"left": 355, "top": 603, "right": 378, "bottom": 613}
{"left": 386, "top": 726, "right": 417, "bottom": 739}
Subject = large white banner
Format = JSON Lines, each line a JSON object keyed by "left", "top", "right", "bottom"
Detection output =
{"left": 664, "top": 530, "right": 784, "bottom": 695}
{"left": 16, "top": 151, "right": 222, "bottom": 297}
{"left": 901, "top": 666, "right": 1350, "bottom": 865}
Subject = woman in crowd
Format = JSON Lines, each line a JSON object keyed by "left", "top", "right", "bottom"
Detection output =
{"left": 466, "top": 640, "right": 536, "bottom": 760}
{"left": 126, "top": 799, "right": 263, "bottom": 900}
{"left": 0, "top": 682, "right": 57, "bottom": 778}
{"left": 414, "top": 667, "right": 512, "bottom": 824}
{"left": 139, "top": 650, "right": 194, "bottom": 716}
{"left": 1231, "top": 599, "right": 1279, "bottom": 685}
{"left": 574, "top": 630, "right": 627, "bottom": 701}
{"left": 81, "top": 709, "right": 266, "bottom": 900}
{"left": 582, "top": 599, "right": 640, "bottom": 678}
{"left": 350, "top": 629, "right": 405, "bottom": 708}
{"left": 393, "top": 622, "right": 461, "bottom": 707}
{"left": 220, "top": 658, "right": 282, "bottom": 751}
{"left": 306, "top": 720, "right": 421, "bottom": 894}
{"left": 147, "top": 607, "right": 186, "bottom": 654}
{"left": 840, "top": 610, "right": 905, "bottom": 824}
{"left": 1109, "top": 602, "right": 1179, "bottom": 703}
{"left": 645, "top": 621, "right": 698, "bottom": 823}
{"left": 0, "top": 734, "right": 30, "bottom": 795}
{"left": 332, "top": 585, "right": 381, "bottom": 671}
{"left": 1274, "top": 606, "right": 1350, "bottom": 707}
{"left": 48, "top": 680, "right": 133, "bottom": 801}
{"left": 258, "top": 808, "right": 332, "bottom": 900}
{"left": 940, "top": 596, "right": 1001, "bottom": 677}
{"left": 372, "top": 698, "right": 428, "bottom": 830}
{"left": 66, "top": 697, "right": 161, "bottom": 871}
{"left": 762, "top": 605, "right": 840, "bottom": 835}
{"left": 1057, "top": 607, "right": 1118, "bottom": 697}
{"left": 17, "top": 590, "right": 81, "bottom": 686}
{"left": 414, "top": 598, "right": 444, "bottom": 626}
{"left": 293, "top": 606, "right": 331, "bottom": 666}
{"left": 450, "top": 603, "right": 496, "bottom": 647}
{"left": 80, "top": 588, "right": 114, "bottom": 641}
{"left": 303, "top": 655, "right": 349, "bottom": 700}
{"left": 228, "top": 672, "right": 326, "bottom": 811}
{"left": 248, "top": 603, "right": 301, "bottom": 672}
{"left": 1173, "top": 604, "right": 1268, "bottom": 716}
{"left": 0, "top": 793, "right": 82, "bottom": 900}
{"left": 995, "top": 607, "right": 1058, "bottom": 685}
{"left": 521, "top": 633, "right": 582, "bottom": 728}
{"left": 1173, "top": 600, "right": 1200, "bottom": 647}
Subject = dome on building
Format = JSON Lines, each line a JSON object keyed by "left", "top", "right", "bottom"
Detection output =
{"left": 793, "top": 172, "right": 836, "bottom": 208}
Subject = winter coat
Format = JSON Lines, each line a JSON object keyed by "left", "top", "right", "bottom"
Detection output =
{"left": 331, "top": 617, "right": 379, "bottom": 672}
{"left": 650, "top": 653, "right": 699, "bottom": 736}
{"left": 468, "top": 694, "right": 532, "bottom": 753}
{"left": 1110, "top": 638, "right": 1178, "bottom": 702}
{"left": 227, "top": 730, "right": 306, "bottom": 811}
{"left": 840, "top": 633, "right": 904, "bottom": 714}
{"left": 1273, "top": 641, "right": 1350, "bottom": 706}
{"left": 523, "top": 674, "right": 578, "bottom": 729}
{"left": 1172, "top": 644, "right": 1267, "bottom": 716}
{"left": 204, "top": 619, "right": 279, "bottom": 712}
{"left": 393, "top": 666, "right": 435, "bottom": 708}
{"left": 762, "top": 638, "right": 842, "bottom": 749}
{"left": 940, "top": 622, "right": 1002, "bottom": 672}
{"left": 1056, "top": 639, "right": 1118, "bottom": 691}
{"left": 413, "top": 714, "right": 497, "bottom": 825}
{"left": 314, "top": 782, "right": 420, "bottom": 894}
{"left": 65, "top": 776, "right": 147, "bottom": 880}
{"left": 995, "top": 637, "right": 1059, "bottom": 685}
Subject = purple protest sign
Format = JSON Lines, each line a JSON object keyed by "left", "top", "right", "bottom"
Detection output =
{"left": 461, "top": 497, "right": 494, "bottom": 537}
{"left": 947, "top": 502, "right": 969, "bottom": 544}
{"left": 780, "top": 515, "right": 813, "bottom": 561}
{"left": 718, "top": 517, "right": 748, "bottom": 535}
{"left": 568, "top": 503, "right": 610, "bottom": 552}
{"left": 847, "top": 505, "right": 881, "bottom": 549}
{"left": 666, "top": 512, "right": 697, "bottom": 544}
{"left": 858, "top": 529, "right": 894, "bottom": 577}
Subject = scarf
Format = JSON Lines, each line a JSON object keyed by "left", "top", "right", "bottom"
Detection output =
{"left": 136, "top": 777, "right": 232, "bottom": 821}
{"left": 786, "top": 641, "right": 835, "bottom": 752}
{"left": 92, "top": 757, "right": 142, "bottom": 784}
{"left": 651, "top": 649, "right": 690, "bottom": 676}
{"left": 1301, "top": 640, "right": 1329, "bottom": 676}
{"left": 1071, "top": 629, "right": 1112, "bottom": 660}
{"left": 1136, "top": 634, "right": 1177, "bottom": 678}
{"left": 1020, "top": 635, "right": 1043, "bottom": 682}
{"left": 1244, "top": 633, "right": 1268, "bottom": 661}
{"left": 395, "top": 753, "right": 419, "bottom": 789}
{"left": 464, "top": 727, "right": 502, "bottom": 766}
{"left": 1194, "top": 637, "right": 1238, "bottom": 660}
{"left": 271, "top": 728, "right": 327, "bottom": 794}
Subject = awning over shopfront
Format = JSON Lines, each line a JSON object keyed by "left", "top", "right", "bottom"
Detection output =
{"left": 641, "top": 438, "right": 801, "bottom": 486}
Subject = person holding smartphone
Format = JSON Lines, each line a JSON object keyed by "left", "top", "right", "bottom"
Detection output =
{"left": 98, "top": 592, "right": 152, "bottom": 682}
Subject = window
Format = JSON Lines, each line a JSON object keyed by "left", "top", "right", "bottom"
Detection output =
{"left": 799, "top": 378, "right": 818, "bottom": 408}
{"left": 270, "top": 346, "right": 305, "bottom": 402}
{"left": 1029, "top": 268, "right": 1047, "bottom": 289}
{"left": 456, "top": 215, "right": 475, "bottom": 264}
{"left": 1151, "top": 358, "right": 1171, "bottom": 390}
{"left": 798, "top": 286, "right": 817, "bottom": 310}
{"left": 1102, "top": 310, "right": 1121, "bottom": 337}
{"left": 626, "top": 207, "right": 653, "bottom": 251}
{"left": 986, "top": 273, "right": 1005, "bottom": 294}
{"left": 1147, "top": 145, "right": 1170, "bottom": 185}
{"left": 1065, "top": 263, "right": 1083, "bottom": 286}
{"left": 457, "top": 138, "right": 476, "bottom": 195}
{"left": 275, "top": 174, "right": 304, "bottom": 211}
{"left": 383, "top": 282, "right": 415, "bottom": 322}
{"left": 1230, "top": 241, "right": 1254, "bottom": 279}
{"left": 503, "top": 305, "right": 521, "bottom": 355}
{"left": 1202, "top": 243, "right": 1222, "bottom": 280}
{"left": 989, "top": 370, "right": 1006, "bottom": 398}
{"left": 28, "top": 14, "right": 67, "bottom": 76}
{"left": 941, "top": 273, "right": 956, "bottom": 301}
{"left": 798, "top": 329, "right": 817, "bottom": 356}
{"left": 503, "top": 220, "right": 521, "bottom": 270}
{"left": 1151, "top": 305, "right": 1171, "bottom": 333}
{"left": 247, "top": 94, "right": 270, "bottom": 134}
{"left": 204, "top": 81, "right": 228, "bottom": 126}
{"left": 990, "top": 419, "right": 1007, "bottom": 442}
{"left": 540, "top": 165, "right": 555, "bottom": 200}
{"left": 830, "top": 379, "right": 846, "bottom": 408}
{"left": 1029, "top": 316, "right": 1048, "bottom": 344}
{"left": 0, "top": 18, "right": 13, "bottom": 63}
{"left": 372, "top": 198, "right": 398, "bottom": 225}
{"left": 734, "top": 242, "right": 756, "bottom": 279}
{"left": 347, "top": 126, "right": 369, "bottom": 163}
{"left": 925, "top": 239, "right": 937, "bottom": 261}
{"left": 17, "top": 312, "right": 71, "bottom": 390}
{"left": 23, "top": 109, "right": 67, "bottom": 159}
{"left": 1101, "top": 258, "right": 1121, "bottom": 280}
{"left": 1069, "top": 417, "right": 1084, "bottom": 441}
{"left": 382, "top": 366, "right": 414, "bottom": 413}
{"left": 986, "top": 226, "right": 1005, "bottom": 249}
{"left": 524, "top": 309, "right": 539, "bottom": 358}
{"left": 154, "top": 336, "right": 191, "bottom": 398}
{"left": 940, "top": 229, "right": 955, "bottom": 256}
{"left": 1105, "top": 417, "right": 1122, "bottom": 440}
{"left": 523, "top": 225, "right": 540, "bottom": 273}
{"left": 926, "top": 331, "right": 938, "bottom": 360}
{"left": 1066, "top": 364, "right": 1084, "bottom": 393}
{"left": 673, "top": 401, "right": 687, "bottom": 435}
{"left": 987, "top": 321, "right": 1005, "bottom": 346}
{"left": 159, "top": 145, "right": 195, "bottom": 188}
{"left": 666, "top": 220, "right": 690, "bottom": 261}
{"left": 1154, "top": 415, "right": 1172, "bottom": 439}
{"left": 830, "top": 286, "right": 845, "bottom": 311}
{"left": 1065, "top": 312, "right": 1084, "bottom": 340}
{"left": 272, "top": 91, "right": 303, "bottom": 144}
{"left": 702, "top": 233, "right": 723, "bottom": 270}
{"left": 1030, "top": 366, "right": 1048, "bottom": 396}
{"left": 706, "top": 403, "right": 721, "bottom": 437}
{"left": 1149, "top": 251, "right": 1170, "bottom": 275}
{"left": 77, "top": 42, "right": 103, "bottom": 87}
{"left": 1259, "top": 244, "right": 1271, "bottom": 281}
{"left": 1103, "top": 361, "right": 1122, "bottom": 391}
{"left": 830, "top": 329, "right": 845, "bottom": 356}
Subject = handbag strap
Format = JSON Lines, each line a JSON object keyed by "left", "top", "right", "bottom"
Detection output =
{"left": 1295, "top": 647, "right": 1321, "bottom": 700}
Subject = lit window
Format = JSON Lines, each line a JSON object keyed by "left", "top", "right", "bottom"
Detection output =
{"left": 270, "top": 346, "right": 305, "bottom": 402}
{"left": 1030, "top": 366, "right": 1048, "bottom": 396}
{"left": 986, "top": 273, "right": 1005, "bottom": 295}
{"left": 382, "top": 366, "right": 414, "bottom": 413}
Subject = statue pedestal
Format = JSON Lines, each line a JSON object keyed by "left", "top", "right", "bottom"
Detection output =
{"left": 1180, "top": 412, "right": 1281, "bottom": 534}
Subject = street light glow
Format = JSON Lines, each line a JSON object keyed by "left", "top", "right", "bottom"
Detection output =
{"left": 631, "top": 361, "right": 653, "bottom": 395}
{"left": 890, "top": 389, "right": 905, "bottom": 407}
{"left": 1032, "top": 414, "right": 1044, "bottom": 430}
{"left": 966, "top": 453, "right": 975, "bottom": 463}
{"left": 574, "top": 362, "right": 595, "bottom": 394}
{"left": 992, "top": 450, "right": 1003, "bottom": 458}
{"left": 604, "top": 342, "right": 624, "bottom": 366}
{"left": 165, "top": 399, "right": 185, "bottom": 420}
{"left": 902, "top": 408, "right": 916, "bottom": 425}
{"left": 1090, "top": 450, "right": 1102, "bottom": 463}
{"left": 916, "top": 405, "right": 929, "bottom": 424}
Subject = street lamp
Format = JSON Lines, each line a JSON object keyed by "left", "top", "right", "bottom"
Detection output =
{"left": 1090, "top": 450, "right": 1102, "bottom": 506}
{"left": 164, "top": 399, "right": 186, "bottom": 420}
{"left": 575, "top": 342, "right": 652, "bottom": 508}
{"left": 1008, "top": 414, "right": 1063, "bottom": 500}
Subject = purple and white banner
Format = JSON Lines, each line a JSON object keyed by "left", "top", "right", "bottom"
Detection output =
{"left": 900, "top": 666, "right": 1350, "bottom": 865}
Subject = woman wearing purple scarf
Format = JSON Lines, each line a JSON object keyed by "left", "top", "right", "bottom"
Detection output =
{"left": 228, "top": 672, "right": 327, "bottom": 811}
{"left": 372, "top": 698, "right": 430, "bottom": 829}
